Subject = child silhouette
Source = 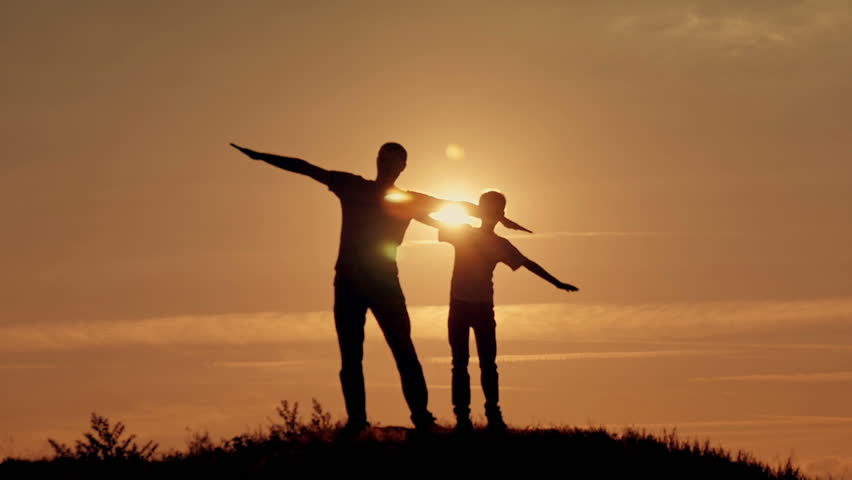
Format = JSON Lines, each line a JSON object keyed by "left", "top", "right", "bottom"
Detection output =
{"left": 419, "top": 190, "right": 578, "bottom": 432}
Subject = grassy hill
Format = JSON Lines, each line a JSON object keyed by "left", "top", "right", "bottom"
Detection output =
{"left": 0, "top": 400, "right": 807, "bottom": 479}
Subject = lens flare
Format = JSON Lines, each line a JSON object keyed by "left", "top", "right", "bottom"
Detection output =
{"left": 384, "top": 191, "right": 411, "bottom": 203}
{"left": 430, "top": 204, "right": 476, "bottom": 226}
{"left": 445, "top": 144, "right": 465, "bottom": 161}
{"left": 382, "top": 243, "right": 398, "bottom": 261}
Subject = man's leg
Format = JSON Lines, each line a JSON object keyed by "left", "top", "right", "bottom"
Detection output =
{"left": 472, "top": 303, "right": 503, "bottom": 428}
{"left": 333, "top": 275, "right": 369, "bottom": 428}
{"left": 448, "top": 300, "right": 472, "bottom": 421}
{"left": 368, "top": 278, "right": 434, "bottom": 427}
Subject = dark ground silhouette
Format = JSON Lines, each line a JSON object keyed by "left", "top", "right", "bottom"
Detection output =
{"left": 0, "top": 402, "right": 807, "bottom": 479}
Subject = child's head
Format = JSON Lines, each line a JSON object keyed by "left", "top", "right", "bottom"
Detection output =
{"left": 479, "top": 190, "right": 507, "bottom": 223}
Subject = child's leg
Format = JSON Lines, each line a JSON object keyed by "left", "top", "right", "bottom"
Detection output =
{"left": 472, "top": 303, "right": 501, "bottom": 421}
{"left": 448, "top": 300, "right": 472, "bottom": 419}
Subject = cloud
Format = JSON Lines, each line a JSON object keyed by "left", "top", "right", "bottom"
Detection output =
{"left": 0, "top": 363, "right": 56, "bottom": 370}
{"left": 606, "top": 414, "right": 852, "bottom": 430}
{"left": 803, "top": 455, "right": 852, "bottom": 479}
{"left": 609, "top": 1, "right": 852, "bottom": 56}
{"left": 733, "top": 342, "right": 852, "bottom": 352}
{"left": 487, "top": 298, "right": 852, "bottom": 344}
{"left": 212, "top": 360, "right": 307, "bottom": 368}
{"left": 0, "top": 310, "right": 337, "bottom": 353}
{"left": 367, "top": 383, "right": 540, "bottom": 392}
{"left": 694, "top": 371, "right": 852, "bottom": 383}
{"left": 1, "top": 297, "right": 850, "bottom": 352}
{"left": 613, "top": 13, "right": 789, "bottom": 48}
{"left": 402, "top": 231, "right": 740, "bottom": 246}
{"left": 428, "top": 349, "right": 723, "bottom": 364}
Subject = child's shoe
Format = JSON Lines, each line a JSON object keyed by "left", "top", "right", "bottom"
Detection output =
{"left": 486, "top": 408, "right": 508, "bottom": 433}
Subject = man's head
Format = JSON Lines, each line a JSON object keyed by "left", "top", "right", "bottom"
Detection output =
{"left": 479, "top": 190, "right": 507, "bottom": 223}
{"left": 376, "top": 142, "right": 407, "bottom": 184}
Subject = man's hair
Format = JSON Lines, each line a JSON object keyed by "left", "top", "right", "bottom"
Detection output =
{"left": 378, "top": 142, "right": 407, "bottom": 161}
{"left": 479, "top": 190, "right": 507, "bottom": 219}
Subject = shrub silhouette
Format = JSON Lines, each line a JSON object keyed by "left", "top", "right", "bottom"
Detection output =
{"left": 0, "top": 400, "right": 808, "bottom": 479}
{"left": 48, "top": 413, "right": 157, "bottom": 462}
{"left": 269, "top": 399, "right": 336, "bottom": 439}
{"left": 210, "top": 398, "right": 339, "bottom": 458}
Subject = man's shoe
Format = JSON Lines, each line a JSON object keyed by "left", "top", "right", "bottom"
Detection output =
{"left": 413, "top": 418, "right": 438, "bottom": 433}
{"left": 412, "top": 411, "right": 438, "bottom": 431}
{"left": 486, "top": 418, "right": 507, "bottom": 433}
{"left": 454, "top": 416, "right": 474, "bottom": 434}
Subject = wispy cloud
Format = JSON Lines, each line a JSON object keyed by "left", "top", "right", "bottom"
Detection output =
{"left": 609, "top": 1, "right": 852, "bottom": 56}
{"left": 0, "top": 311, "right": 338, "bottom": 353}
{"left": 429, "top": 349, "right": 723, "bottom": 364}
{"left": 402, "top": 230, "right": 738, "bottom": 246}
{"left": 212, "top": 360, "right": 307, "bottom": 368}
{"left": 1, "top": 298, "right": 850, "bottom": 352}
{"left": 366, "top": 383, "right": 540, "bottom": 392}
{"left": 732, "top": 342, "right": 852, "bottom": 352}
{"left": 803, "top": 455, "right": 852, "bottom": 479}
{"left": 0, "top": 363, "right": 56, "bottom": 370}
{"left": 501, "top": 231, "right": 744, "bottom": 240}
{"left": 695, "top": 371, "right": 852, "bottom": 383}
{"left": 616, "top": 339, "right": 852, "bottom": 353}
{"left": 607, "top": 414, "right": 852, "bottom": 430}
{"left": 613, "top": 12, "right": 790, "bottom": 48}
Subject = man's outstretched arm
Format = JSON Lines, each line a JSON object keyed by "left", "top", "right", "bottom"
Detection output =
{"left": 522, "top": 258, "right": 579, "bottom": 292}
{"left": 231, "top": 143, "right": 332, "bottom": 185}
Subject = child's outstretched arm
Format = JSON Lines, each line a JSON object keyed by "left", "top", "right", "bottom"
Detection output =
{"left": 523, "top": 258, "right": 579, "bottom": 292}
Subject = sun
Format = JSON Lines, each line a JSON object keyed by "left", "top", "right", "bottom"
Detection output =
{"left": 430, "top": 204, "right": 477, "bottom": 226}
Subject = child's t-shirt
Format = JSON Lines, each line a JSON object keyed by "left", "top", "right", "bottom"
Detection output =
{"left": 438, "top": 225, "right": 527, "bottom": 303}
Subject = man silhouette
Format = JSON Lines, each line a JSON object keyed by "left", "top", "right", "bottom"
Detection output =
{"left": 231, "top": 142, "right": 528, "bottom": 433}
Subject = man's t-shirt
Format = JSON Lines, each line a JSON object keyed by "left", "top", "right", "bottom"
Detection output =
{"left": 439, "top": 225, "right": 527, "bottom": 303}
{"left": 326, "top": 171, "right": 424, "bottom": 278}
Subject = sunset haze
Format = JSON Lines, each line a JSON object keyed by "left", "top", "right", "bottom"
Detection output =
{"left": 2, "top": 1, "right": 851, "bottom": 477}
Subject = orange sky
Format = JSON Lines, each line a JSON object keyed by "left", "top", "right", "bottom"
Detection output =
{"left": 2, "top": 1, "right": 851, "bottom": 477}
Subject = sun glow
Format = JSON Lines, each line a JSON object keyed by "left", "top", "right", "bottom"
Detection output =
{"left": 430, "top": 204, "right": 477, "bottom": 226}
